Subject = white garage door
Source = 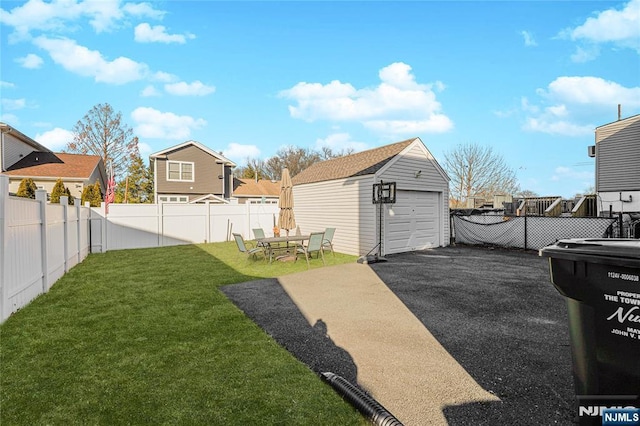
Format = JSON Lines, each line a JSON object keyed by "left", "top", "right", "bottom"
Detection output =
{"left": 385, "top": 190, "right": 440, "bottom": 254}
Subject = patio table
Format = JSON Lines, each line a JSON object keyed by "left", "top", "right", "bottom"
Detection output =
{"left": 258, "top": 235, "right": 310, "bottom": 263}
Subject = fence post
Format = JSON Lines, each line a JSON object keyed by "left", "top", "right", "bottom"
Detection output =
{"left": 36, "top": 189, "right": 49, "bottom": 292}
{"left": 523, "top": 211, "right": 528, "bottom": 250}
{"left": 205, "top": 200, "right": 211, "bottom": 243}
{"left": 100, "top": 201, "right": 107, "bottom": 252}
{"left": 76, "top": 198, "right": 81, "bottom": 263}
{"left": 0, "top": 176, "right": 9, "bottom": 321}
{"left": 61, "top": 196, "right": 69, "bottom": 272}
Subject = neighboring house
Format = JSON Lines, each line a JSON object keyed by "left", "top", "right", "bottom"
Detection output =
{"left": 150, "top": 141, "right": 236, "bottom": 204}
{"left": 4, "top": 152, "right": 107, "bottom": 199}
{"left": 1, "top": 122, "right": 106, "bottom": 199}
{"left": 292, "top": 137, "right": 450, "bottom": 256}
{"left": 232, "top": 178, "right": 280, "bottom": 204}
{"left": 593, "top": 114, "right": 640, "bottom": 214}
{"left": 1, "top": 122, "right": 51, "bottom": 172}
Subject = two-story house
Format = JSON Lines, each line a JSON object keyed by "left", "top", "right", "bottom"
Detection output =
{"left": 592, "top": 114, "right": 640, "bottom": 214}
{"left": 150, "top": 141, "right": 236, "bottom": 203}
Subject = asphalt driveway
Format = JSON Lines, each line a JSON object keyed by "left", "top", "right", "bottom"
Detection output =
{"left": 222, "top": 245, "right": 577, "bottom": 425}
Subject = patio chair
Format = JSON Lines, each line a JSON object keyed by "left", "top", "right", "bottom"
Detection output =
{"left": 253, "top": 228, "right": 266, "bottom": 240}
{"left": 233, "top": 233, "right": 265, "bottom": 261}
{"left": 295, "top": 231, "right": 325, "bottom": 268}
{"left": 322, "top": 227, "right": 336, "bottom": 256}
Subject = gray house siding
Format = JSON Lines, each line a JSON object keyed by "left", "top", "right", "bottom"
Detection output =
{"left": 293, "top": 139, "right": 449, "bottom": 256}
{"left": 596, "top": 115, "right": 640, "bottom": 192}
{"left": 293, "top": 175, "right": 376, "bottom": 256}
{"left": 156, "top": 145, "right": 225, "bottom": 200}
{"left": 2, "top": 133, "right": 41, "bottom": 171}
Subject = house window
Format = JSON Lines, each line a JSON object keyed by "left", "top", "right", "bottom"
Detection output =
{"left": 167, "top": 161, "right": 194, "bottom": 182}
{"left": 159, "top": 196, "right": 189, "bottom": 203}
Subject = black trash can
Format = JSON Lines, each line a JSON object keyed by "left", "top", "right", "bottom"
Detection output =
{"left": 540, "top": 239, "right": 640, "bottom": 425}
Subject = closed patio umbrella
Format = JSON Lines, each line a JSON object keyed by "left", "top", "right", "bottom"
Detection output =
{"left": 278, "top": 168, "right": 296, "bottom": 235}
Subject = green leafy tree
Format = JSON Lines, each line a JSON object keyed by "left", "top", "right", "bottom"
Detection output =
{"left": 81, "top": 182, "right": 103, "bottom": 207}
{"left": 65, "top": 187, "right": 75, "bottom": 205}
{"left": 90, "top": 182, "right": 103, "bottom": 207}
{"left": 50, "top": 178, "right": 66, "bottom": 204}
{"left": 15, "top": 178, "right": 37, "bottom": 199}
{"left": 115, "top": 153, "right": 153, "bottom": 203}
{"left": 65, "top": 103, "right": 139, "bottom": 179}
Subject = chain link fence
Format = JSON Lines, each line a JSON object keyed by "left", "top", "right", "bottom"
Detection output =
{"left": 451, "top": 213, "right": 620, "bottom": 251}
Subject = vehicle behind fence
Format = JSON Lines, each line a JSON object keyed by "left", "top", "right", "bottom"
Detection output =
{"left": 451, "top": 212, "right": 630, "bottom": 251}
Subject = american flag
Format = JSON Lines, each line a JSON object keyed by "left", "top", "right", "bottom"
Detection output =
{"left": 105, "top": 162, "right": 115, "bottom": 214}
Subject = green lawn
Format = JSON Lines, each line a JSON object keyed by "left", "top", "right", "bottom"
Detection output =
{"left": 1, "top": 241, "right": 366, "bottom": 425}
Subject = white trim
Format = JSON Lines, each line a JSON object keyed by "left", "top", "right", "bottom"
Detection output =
{"left": 166, "top": 160, "right": 194, "bottom": 182}
{"left": 158, "top": 195, "right": 189, "bottom": 203}
{"left": 190, "top": 194, "right": 229, "bottom": 204}
{"left": 376, "top": 137, "right": 450, "bottom": 182}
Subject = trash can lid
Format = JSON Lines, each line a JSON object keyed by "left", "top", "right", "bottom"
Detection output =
{"left": 540, "top": 238, "right": 640, "bottom": 260}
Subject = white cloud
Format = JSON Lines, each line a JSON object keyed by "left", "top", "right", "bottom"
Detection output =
{"left": 140, "top": 85, "right": 161, "bottom": 97}
{"left": 524, "top": 118, "right": 593, "bottom": 136}
{"left": 544, "top": 76, "right": 640, "bottom": 107}
{"left": 523, "top": 76, "right": 640, "bottom": 136}
{"left": 570, "top": 46, "right": 600, "bottom": 63}
{"left": 279, "top": 62, "right": 453, "bottom": 136}
{"left": 314, "top": 133, "right": 368, "bottom": 152}
{"left": 33, "top": 36, "right": 148, "bottom": 84}
{"left": 137, "top": 141, "right": 152, "bottom": 158}
{"left": 1, "top": 98, "right": 26, "bottom": 111}
{"left": 223, "top": 143, "right": 261, "bottom": 162}
{"left": 134, "top": 23, "right": 195, "bottom": 44}
{"left": 15, "top": 53, "right": 43, "bottom": 69}
{"left": 131, "top": 107, "right": 206, "bottom": 140}
{"left": 0, "top": 0, "right": 166, "bottom": 41}
{"left": 35, "top": 127, "right": 74, "bottom": 151}
{"left": 164, "top": 80, "right": 215, "bottom": 96}
{"left": 520, "top": 30, "right": 537, "bottom": 47}
{"left": 0, "top": 113, "right": 19, "bottom": 125}
{"left": 551, "top": 166, "right": 594, "bottom": 183}
{"left": 561, "top": 0, "right": 640, "bottom": 60}
{"left": 152, "top": 71, "right": 178, "bottom": 83}
{"left": 1, "top": 80, "right": 15, "bottom": 88}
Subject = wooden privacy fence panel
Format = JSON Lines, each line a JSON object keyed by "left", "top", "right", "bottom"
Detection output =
{"left": 0, "top": 175, "right": 91, "bottom": 322}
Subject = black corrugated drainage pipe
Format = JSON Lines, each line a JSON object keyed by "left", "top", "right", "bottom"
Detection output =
{"left": 320, "top": 372, "right": 403, "bottom": 426}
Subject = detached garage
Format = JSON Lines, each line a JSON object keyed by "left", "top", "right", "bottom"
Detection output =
{"left": 292, "top": 138, "right": 449, "bottom": 256}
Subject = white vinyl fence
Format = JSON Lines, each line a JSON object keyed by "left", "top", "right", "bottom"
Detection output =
{"left": 90, "top": 201, "right": 280, "bottom": 252}
{"left": 0, "top": 176, "right": 91, "bottom": 322}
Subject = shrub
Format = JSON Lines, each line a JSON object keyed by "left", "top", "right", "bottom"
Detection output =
{"left": 16, "top": 178, "right": 37, "bottom": 199}
{"left": 50, "top": 178, "right": 66, "bottom": 204}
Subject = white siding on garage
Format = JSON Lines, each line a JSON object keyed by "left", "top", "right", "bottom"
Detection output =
{"left": 385, "top": 190, "right": 440, "bottom": 254}
{"left": 293, "top": 175, "right": 376, "bottom": 256}
{"left": 377, "top": 141, "right": 450, "bottom": 249}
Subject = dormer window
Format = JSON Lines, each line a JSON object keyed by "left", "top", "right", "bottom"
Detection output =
{"left": 167, "top": 161, "right": 194, "bottom": 182}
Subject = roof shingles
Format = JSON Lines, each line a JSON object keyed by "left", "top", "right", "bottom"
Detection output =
{"left": 4, "top": 152, "right": 102, "bottom": 179}
{"left": 292, "top": 138, "right": 415, "bottom": 185}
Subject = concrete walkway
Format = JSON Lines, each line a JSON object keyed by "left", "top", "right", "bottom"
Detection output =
{"left": 276, "top": 263, "right": 499, "bottom": 425}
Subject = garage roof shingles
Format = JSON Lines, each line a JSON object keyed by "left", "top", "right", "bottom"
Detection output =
{"left": 292, "top": 138, "right": 415, "bottom": 185}
{"left": 5, "top": 152, "right": 102, "bottom": 179}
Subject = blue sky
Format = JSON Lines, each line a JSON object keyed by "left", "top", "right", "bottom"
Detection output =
{"left": 1, "top": 0, "right": 639, "bottom": 198}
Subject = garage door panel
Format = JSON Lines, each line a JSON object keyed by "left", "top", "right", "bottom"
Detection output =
{"left": 385, "top": 190, "right": 440, "bottom": 254}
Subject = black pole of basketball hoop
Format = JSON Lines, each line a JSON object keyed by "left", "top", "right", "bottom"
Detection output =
{"left": 358, "top": 181, "right": 396, "bottom": 264}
